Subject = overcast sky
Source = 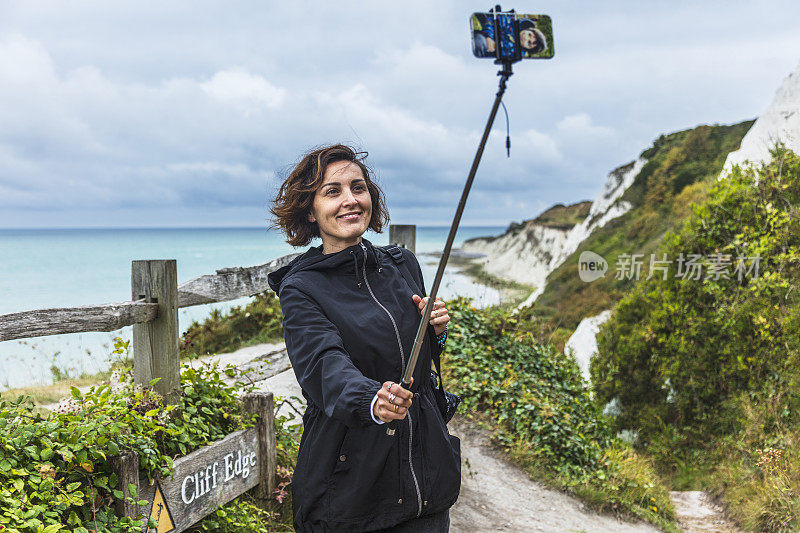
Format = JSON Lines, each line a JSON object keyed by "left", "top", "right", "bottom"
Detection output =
{"left": 1, "top": 1, "right": 799, "bottom": 228}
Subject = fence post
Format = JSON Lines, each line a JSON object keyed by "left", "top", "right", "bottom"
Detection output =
{"left": 110, "top": 451, "right": 142, "bottom": 520}
{"left": 389, "top": 224, "right": 416, "bottom": 254}
{"left": 132, "top": 260, "right": 180, "bottom": 404}
{"left": 242, "top": 392, "right": 277, "bottom": 505}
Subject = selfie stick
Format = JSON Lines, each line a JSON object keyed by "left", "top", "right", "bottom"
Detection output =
{"left": 399, "top": 15, "right": 517, "bottom": 390}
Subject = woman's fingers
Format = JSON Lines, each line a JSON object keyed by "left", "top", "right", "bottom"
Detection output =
{"left": 376, "top": 403, "right": 407, "bottom": 422}
{"left": 429, "top": 311, "right": 449, "bottom": 326}
{"left": 412, "top": 294, "right": 426, "bottom": 313}
{"left": 412, "top": 295, "right": 448, "bottom": 321}
{"left": 380, "top": 381, "right": 413, "bottom": 406}
{"left": 375, "top": 380, "right": 415, "bottom": 422}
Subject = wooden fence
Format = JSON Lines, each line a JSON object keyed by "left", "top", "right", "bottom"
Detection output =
{"left": 0, "top": 225, "right": 416, "bottom": 531}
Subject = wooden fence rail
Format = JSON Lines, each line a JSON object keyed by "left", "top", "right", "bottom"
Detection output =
{"left": 0, "top": 301, "right": 158, "bottom": 342}
{"left": 0, "top": 252, "right": 299, "bottom": 342}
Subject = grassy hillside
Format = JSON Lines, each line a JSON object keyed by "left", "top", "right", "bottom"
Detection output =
{"left": 464, "top": 200, "right": 592, "bottom": 246}
{"left": 591, "top": 147, "right": 800, "bottom": 530}
{"left": 523, "top": 120, "right": 754, "bottom": 348}
{"left": 180, "top": 292, "right": 284, "bottom": 356}
{"left": 533, "top": 200, "right": 592, "bottom": 229}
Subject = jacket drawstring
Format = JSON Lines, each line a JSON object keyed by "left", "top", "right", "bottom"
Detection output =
{"left": 372, "top": 245, "right": 382, "bottom": 273}
{"left": 350, "top": 250, "right": 362, "bottom": 288}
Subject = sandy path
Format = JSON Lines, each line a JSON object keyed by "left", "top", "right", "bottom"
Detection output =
{"left": 669, "top": 491, "right": 742, "bottom": 533}
{"left": 449, "top": 421, "right": 661, "bottom": 533}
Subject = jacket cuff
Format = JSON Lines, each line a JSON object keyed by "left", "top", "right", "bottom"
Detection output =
{"left": 358, "top": 385, "right": 382, "bottom": 426}
{"left": 369, "top": 393, "right": 385, "bottom": 425}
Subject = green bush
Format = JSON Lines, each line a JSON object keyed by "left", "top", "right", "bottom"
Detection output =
{"left": 181, "top": 292, "right": 284, "bottom": 356}
{"left": 446, "top": 299, "right": 611, "bottom": 472}
{"left": 0, "top": 339, "right": 297, "bottom": 532}
{"left": 592, "top": 146, "right": 800, "bottom": 438}
{"left": 444, "top": 299, "right": 676, "bottom": 528}
{"left": 591, "top": 147, "right": 800, "bottom": 528}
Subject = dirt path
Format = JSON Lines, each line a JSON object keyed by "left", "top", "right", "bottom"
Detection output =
{"left": 448, "top": 421, "right": 661, "bottom": 533}
{"left": 669, "top": 491, "right": 742, "bottom": 533}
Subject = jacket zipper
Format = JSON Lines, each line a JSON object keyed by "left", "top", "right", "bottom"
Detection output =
{"left": 359, "top": 242, "right": 423, "bottom": 517}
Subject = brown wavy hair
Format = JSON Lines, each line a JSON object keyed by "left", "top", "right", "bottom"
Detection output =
{"left": 269, "top": 144, "right": 390, "bottom": 247}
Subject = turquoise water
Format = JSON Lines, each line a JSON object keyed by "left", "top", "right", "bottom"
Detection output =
{"left": 0, "top": 226, "right": 503, "bottom": 389}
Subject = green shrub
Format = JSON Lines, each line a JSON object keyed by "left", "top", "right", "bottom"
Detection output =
{"left": 592, "top": 146, "right": 800, "bottom": 438}
{"left": 181, "top": 292, "right": 284, "bottom": 356}
{"left": 446, "top": 299, "right": 611, "bottom": 472}
{"left": 0, "top": 339, "right": 297, "bottom": 532}
{"left": 444, "top": 299, "right": 676, "bottom": 527}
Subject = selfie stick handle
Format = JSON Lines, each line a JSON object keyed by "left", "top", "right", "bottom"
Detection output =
{"left": 400, "top": 62, "right": 514, "bottom": 388}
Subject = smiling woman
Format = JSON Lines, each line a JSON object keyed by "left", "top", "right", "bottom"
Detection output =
{"left": 267, "top": 144, "right": 460, "bottom": 532}
{"left": 269, "top": 145, "right": 389, "bottom": 249}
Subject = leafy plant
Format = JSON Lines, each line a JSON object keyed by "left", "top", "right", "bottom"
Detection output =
{"left": 0, "top": 336, "right": 296, "bottom": 532}
{"left": 443, "top": 299, "right": 676, "bottom": 527}
{"left": 181, "top": 292, "right": 284, "bottom": 356}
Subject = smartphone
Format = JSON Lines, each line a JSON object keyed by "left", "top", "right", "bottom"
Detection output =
{"left": 470, "top": 12, "right": 554, "bottom": 60}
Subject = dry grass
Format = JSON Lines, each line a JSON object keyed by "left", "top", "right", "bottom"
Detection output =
{"left": 708, "top": 394, "right": 800, "bottom": 532}
{"left": 1, "top": 370, "right": 109, "bottom": 405}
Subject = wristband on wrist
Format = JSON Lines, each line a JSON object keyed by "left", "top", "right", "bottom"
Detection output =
{"left": 435, "top": 326, "right": 447, "bottom": 348}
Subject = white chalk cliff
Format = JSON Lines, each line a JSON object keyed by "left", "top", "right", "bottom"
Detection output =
{"left": 564, "top": 310, "right": 613, "bottom": 381}
{"left": 462, "top": 157, "right": 646, "bottom": 308}
{"left": 724, "top": 60, "right": 800, "bottom": 171}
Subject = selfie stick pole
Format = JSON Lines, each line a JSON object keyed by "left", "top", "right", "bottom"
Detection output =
{"left": 400, "top": 60, "right": 514, "bottom": 388}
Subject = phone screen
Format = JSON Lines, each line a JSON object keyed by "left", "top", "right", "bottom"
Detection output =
{"left": 470, "top": 12, "right": 554, "bottom": 60}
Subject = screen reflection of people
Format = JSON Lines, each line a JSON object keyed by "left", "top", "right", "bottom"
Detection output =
{"left": 473, "top": 15, "right": 547, "bottom": 58}
{"left": 472, "top": 13, "right": 497, "bottom": 58}
{"left": 519, "top": 19, "right": 547, "bottom": 56}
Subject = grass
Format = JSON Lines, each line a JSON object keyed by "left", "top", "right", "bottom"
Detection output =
{"left": 1, "top": 369, "right": 113, "bottom": 406}
{"left": 642, "top": 391, "right": 800, "bottom": 531}
{"left": 460, "top": 411, "right": 681, "bottom": 533}
{"left": 181, "top": 292, "right": 284, "bottom": 356}
{"left": 510, "top": 442, "right": 680, "bottom": 533}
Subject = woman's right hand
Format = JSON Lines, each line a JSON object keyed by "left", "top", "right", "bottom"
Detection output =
{"left": 373, "top": 380, "right": 414, "bottom": 423}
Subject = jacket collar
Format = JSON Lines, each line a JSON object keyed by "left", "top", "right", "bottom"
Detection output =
{"left": 267, "top": 236, "right": 383, "bottom": 292}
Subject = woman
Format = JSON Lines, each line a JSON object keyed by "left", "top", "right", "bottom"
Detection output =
{"left": 267, "top": 144, "right": 461, "bottom": 532}
{"left": 518, "top": 19, "right": 547, "bottom": 56}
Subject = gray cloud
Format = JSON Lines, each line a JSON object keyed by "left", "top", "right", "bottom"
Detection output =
{"left": 1, "top": 1, "right": 800, "bottom": 228}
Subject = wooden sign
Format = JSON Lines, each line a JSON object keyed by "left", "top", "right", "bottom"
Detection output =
{"left": 136, "top": 427, "right": 261, "bottom": 532}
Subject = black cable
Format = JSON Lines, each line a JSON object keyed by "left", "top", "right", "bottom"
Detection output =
{"left": 500, "top": 100, "right": 510, "bottom": 157}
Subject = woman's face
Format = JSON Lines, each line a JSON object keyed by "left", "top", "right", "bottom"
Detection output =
{"left": 308, "top": 160, "right": 373, "bottom": 254}
{"left": 520, "top": 29, "right": 539, "bottom": 50}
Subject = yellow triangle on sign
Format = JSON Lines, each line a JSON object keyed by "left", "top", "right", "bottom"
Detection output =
{"left": 149, "top": 482, "right": 175, "bottom": 533}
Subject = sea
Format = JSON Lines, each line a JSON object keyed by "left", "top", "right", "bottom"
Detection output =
{"left": 0, "top": 226, "right": 504, "bottom": 390}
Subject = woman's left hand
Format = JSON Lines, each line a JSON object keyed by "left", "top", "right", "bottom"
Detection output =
{"left": 412, "top": 295, "right": 449, "bottom": 336}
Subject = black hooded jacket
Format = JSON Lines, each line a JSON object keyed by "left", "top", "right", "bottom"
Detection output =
{"left": 267, "top": 237, "right": 461, "bottom": 532}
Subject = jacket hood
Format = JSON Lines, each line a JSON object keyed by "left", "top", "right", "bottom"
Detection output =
{"left": 267, "top": 237, "right": 383, "bottom": 293}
